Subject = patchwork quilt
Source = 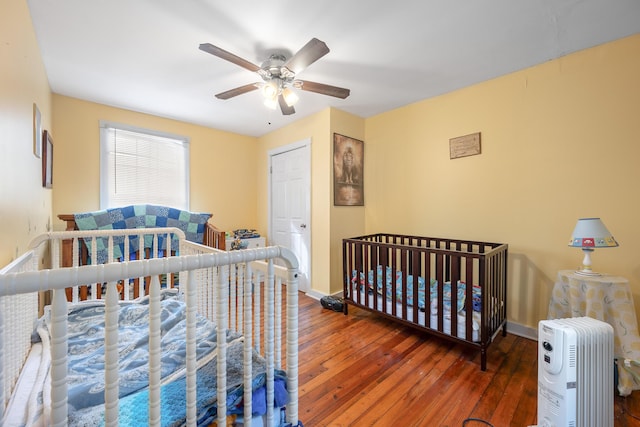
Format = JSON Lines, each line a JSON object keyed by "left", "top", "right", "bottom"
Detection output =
{"left": 73, "top": 204, "right": 210, "bottom": 263}
{"left": 351, "top": 265, "right": 482, "bottom": 313}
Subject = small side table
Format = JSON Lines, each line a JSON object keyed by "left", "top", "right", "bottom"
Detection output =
{"left": 548, "top": 270, "right": 640, "bottom": 396}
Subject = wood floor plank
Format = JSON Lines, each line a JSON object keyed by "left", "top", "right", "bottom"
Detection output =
{"left": 295, "top": 292, "right": 640, "bottom": 426}
{"left": 330, "top": 339, "right": 444, "bottom": 426}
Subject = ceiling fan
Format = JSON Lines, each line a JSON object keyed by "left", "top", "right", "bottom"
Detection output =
{"left": 199, "top": 38, "right": 350, "bottom": 115}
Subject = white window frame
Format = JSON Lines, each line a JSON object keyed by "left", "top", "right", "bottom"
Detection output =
{"left": 99, "top": 121, "right": 190, "bottom": 210}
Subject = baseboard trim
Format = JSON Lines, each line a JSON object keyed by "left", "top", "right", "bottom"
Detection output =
{"left": 305, "top": 289, "right": 326, "bottom": 301}
{"left": 506, "top": 321, "right": 538, "bottom": 341}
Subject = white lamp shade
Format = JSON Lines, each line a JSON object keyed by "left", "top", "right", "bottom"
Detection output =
{"left": 568, "top": 218, "right": 618, "bottom": 248}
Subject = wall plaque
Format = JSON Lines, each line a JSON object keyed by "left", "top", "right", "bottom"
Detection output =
{"left": 449, "top": 132, "right": 481, "bottom": 159}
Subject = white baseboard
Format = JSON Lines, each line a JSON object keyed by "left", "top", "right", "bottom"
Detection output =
{"left": 305, "top": 289, "right": 326, "bottom": 301}
{"left": 506, "top": 321, "right": 538, "bottom": 341}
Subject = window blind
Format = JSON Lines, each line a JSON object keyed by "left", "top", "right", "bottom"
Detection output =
{"left": 100, "top": 122, "right": 190, "bottom": 210}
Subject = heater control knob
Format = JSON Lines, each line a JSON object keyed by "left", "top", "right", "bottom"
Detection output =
{"left": 543, "top": 341, "right": 553, "bottom": 351}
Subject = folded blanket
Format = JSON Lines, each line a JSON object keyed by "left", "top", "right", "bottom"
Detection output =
{"left": 74, "top": 204, "right": 210, "bottom": 263}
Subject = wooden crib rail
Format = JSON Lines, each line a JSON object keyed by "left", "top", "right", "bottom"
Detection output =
{"left": 343, "top": 233, "right": 508, "bottom": 371}
{"left": 203, "top": 222, "right": 226, "bottom": 250}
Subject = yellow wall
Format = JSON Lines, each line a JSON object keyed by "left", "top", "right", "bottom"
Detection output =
{"left": 257, "top": 109, "right": 333, "bottom": 294}
{"left": 365, "top": 34, "right": 640, "bottom": 329}
{"left": 256, "top": 107, "right": 364, "bottom": 296}
{"left": 329, "top": 109, "right": 365, "bottom": 294}
{"left": 51, "top": 95, "right": 258, "bottom": 233}
{"left": 0, "top": 0, "right": 52, "bottom": 266}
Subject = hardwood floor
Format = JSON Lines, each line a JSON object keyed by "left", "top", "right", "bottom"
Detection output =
{"left": 295, "top": 292, "right": 640, "bottom": 426}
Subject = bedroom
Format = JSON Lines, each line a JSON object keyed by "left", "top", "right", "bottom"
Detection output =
{"left": 2, "top": 0, "right": 640, "bottom": 425}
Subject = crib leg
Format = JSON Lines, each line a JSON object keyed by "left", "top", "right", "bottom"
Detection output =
{"left": 343, "top": 300, "right": 349, "bottom": 315}
{"left": 481, "top": 349, "right": 487, "bottom": 371}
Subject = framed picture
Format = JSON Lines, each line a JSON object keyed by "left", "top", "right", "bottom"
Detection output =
{"left": 42, "top": 130, "right": 53, "bottom": 188}
{"left": 333, "top": 133, "right": 364, "bottom": 206}
{"left": 33, "top": 103, "right": 42, "bottom": 158}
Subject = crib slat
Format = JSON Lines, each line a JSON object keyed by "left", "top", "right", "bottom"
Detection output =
{"left": 265, "top": 260, "right": 275, "bottom": 425}
{"left": 216, "top": 265, "right": 229, "bottom": 427}
{"left": 148, "top": 275, "right": 162, "bottom": 426}
{"left": 276, "top": 275, "right": 283, "bottom": 368}
{"left": 254, "top": 271, "right": 261, "bottom": 353}
{"left": 185, "top": 270, "right": 197, "bottom": 427}
{"left": 243, "top": 263, "right": 253, "bottom": 423}
{"left": 104, "top": 281, "right": 119, "bottom": 427}
{"left": 286, "top": 267, "right": 299, "bottom": 425}
{"left": 50, "top": 288, "right": 69, "bottom": 427}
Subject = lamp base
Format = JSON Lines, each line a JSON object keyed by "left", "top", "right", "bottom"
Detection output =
{"left": 574, "top": 268, "right": 602, "bottom": 277}
{"left": 574, "top": 248, "right": 600, "bottom": 276}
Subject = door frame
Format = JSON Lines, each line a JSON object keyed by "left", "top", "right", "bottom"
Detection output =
{"left": 268, "top": 137, "right": 312, "bottom": 293}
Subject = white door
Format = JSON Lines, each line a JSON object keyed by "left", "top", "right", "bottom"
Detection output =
{"left": 269, "top": 139, "right": 311, "bottom": 293}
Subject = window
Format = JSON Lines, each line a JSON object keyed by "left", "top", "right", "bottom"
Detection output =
{"left": 100, "top": 121, "right": 190, "bottom": 210}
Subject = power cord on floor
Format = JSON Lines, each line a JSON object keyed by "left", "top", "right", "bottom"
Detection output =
{"left": 462, "top": 418, "right": 494, "bottom": 426}
{"left": 621, "top": 394, "right": 640, "bottom": 422}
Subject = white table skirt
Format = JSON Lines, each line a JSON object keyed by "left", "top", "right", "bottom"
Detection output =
{"left": 548, "top": 270, "right": 640, "bottom": 396}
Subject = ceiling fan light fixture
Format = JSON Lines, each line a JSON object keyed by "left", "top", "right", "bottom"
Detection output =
{"left": 263, "top": 96, "right": 278, "bottom": 110}
{"left": 262, "top": 81, "right": 279, "bottom": 100}
{"left": 282, "top": 87, "right": 299, "bottom": 107}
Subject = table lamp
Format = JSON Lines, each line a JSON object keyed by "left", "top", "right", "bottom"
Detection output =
{"left": 568, "top": 217, "right": 618, "bottom": 276}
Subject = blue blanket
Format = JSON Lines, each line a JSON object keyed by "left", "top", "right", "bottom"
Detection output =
{"left": 73, "top": 205, "right": 210, "bottom": 263}
{"left": 39, "top": 291, "right": 288, "bottom": 426}
{"left": 352, "top": 265, "right": 482, "bottom": 312}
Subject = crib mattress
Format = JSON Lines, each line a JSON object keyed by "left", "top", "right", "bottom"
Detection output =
{"left": 3, "top": 343, "right": 47, "bottom": 426}
{"left": 356, "top": 289, "right": 480, "bottom": 342}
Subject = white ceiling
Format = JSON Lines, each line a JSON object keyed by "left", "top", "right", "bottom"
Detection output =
{"left": 27, "top": 0, "right": 640, "bottom": 137}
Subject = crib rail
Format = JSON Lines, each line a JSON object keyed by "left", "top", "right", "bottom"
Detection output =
{"left": 37, "top": 227, "right": 186, "bottom": 301}
{"left": 0, "top": 228, "right": 299, "bottom": 427}
{"left": 343, "top": 233, "right": 508, "bottom": 371}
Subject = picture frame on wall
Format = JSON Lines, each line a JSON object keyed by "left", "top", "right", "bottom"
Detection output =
{"left": 333, "top": 133, "right": 364, "bottom": 206}
{"left": 42, "top": 130, "right": 53, "bottom": 188}
{"left": 33, "top": 103, "right": 42, "bottom": 158}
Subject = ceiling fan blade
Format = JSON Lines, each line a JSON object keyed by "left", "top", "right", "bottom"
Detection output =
{"left": 285, "top": 38, "right": 330, "bottom": 74}
{"left": 199, "top": 43, "right": 260, "bottom": 73}
{"left": 298, "top": 80, "right": 350, "bottom": 99}
{"left": 215, "top": 83, "right": 259, "bottom": 100}
{"left": 278, "top": 94, "right": 295, "bottom": 115}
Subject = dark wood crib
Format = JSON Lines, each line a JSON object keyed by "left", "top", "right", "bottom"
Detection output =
{"left": 342, "top": 233, "right": 508, "bottom": 371}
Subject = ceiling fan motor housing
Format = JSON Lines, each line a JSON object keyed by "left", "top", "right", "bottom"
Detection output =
{"left": 260, "top": 54, "right": 295, "bottom": 83}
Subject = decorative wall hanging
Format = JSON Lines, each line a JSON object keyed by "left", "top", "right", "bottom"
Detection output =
{"left": 333, "top": 133, "right": 364, "bottom": 206}
{"left": 42, "top": 130, "right": 53, "bottom": 188}
{"left": 33, "top": 103, "right": 42, "bottom": 158}
{"left": 450, "top": 132, "right": 481, "bottom": 159}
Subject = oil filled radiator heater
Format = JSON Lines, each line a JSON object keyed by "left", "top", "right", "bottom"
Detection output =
{"left": 537, "top": 317, "right": 614, "bottom": 427}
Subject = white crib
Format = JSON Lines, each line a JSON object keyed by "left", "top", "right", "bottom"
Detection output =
{"left": 0, "top": 227, "right": 299, "bottom": 427}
